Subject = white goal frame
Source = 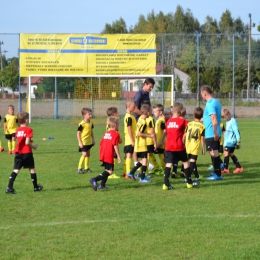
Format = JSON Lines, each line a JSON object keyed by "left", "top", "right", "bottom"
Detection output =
{"left": 27, "top": 74, "right": 174, "bottom": 122}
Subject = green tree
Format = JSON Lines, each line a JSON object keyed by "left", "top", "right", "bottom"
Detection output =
{"left": 0, "top": 57, "right": 19, "bottom": 92}
{"left": 101, "top": 17, "right": 128, "bottom": 33}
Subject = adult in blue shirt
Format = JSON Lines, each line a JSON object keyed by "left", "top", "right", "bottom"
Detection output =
{"left": 132, "top": 77, "right": 155, "bottom": 120}
{"left": 201, "top": 85, "right": 223, "bottom": 181}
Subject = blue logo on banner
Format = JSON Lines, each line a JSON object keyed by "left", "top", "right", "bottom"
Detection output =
{"left": 86, "top": 36, "right": 107, "bottom": 45}
{"left": 69, "top": 37, "right": 85, "bottom": 45}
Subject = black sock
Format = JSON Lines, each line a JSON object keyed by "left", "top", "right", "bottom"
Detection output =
{"left": 101, "top": 177, "right": 108, "bottom": 187}
{"left": 231, "top": 155, "right": 241, "bottom": 168}
{"left": 31, "top": 173, "right": 38, "bottom": 188}
{"left": 172, "top": 163, "right": 177, "bottom": 174}
{"left": 164, "top": 167, "right": 171, "bottom": 187}
{"left": 95, "top": 171, "right": 110, "bottom": 181}
{"left": 224, "top": 156, "right": 229, "bottom": 169}
{"left": 184, "top": 167, "right": 192, "bottom": 184}
{"left": 213, "top": 156, "right": 221, "bottom": 176}
{"left": 130, "top": 162, "right": 142, "bottom": 174}
{"left": 140, "top": 165, "right": 147, "bottom": 180}
{"left": 8, "top": 172, "right": 17, "bottom": 189}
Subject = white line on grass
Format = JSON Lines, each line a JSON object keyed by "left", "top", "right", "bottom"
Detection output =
{"left": 0, "top": 214, "right": 259, "bottom": 230}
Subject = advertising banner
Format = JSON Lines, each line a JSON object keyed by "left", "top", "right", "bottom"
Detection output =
{"left": 20, "top": 34, "right": 156, "bottom": 76}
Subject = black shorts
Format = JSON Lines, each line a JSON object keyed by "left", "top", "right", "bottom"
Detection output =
{"left": 205, "top": 138, "right": 220, "bottom": 152}
{"left": 219, "top": 144, "right": 224, "bottom": 153}
{"left": 187, "top": 154, "right": 198, "bottom": 160}
{"left": 154, "top": 148, "right": 164, "bottom": 154}
{"left": 136, "top": 152, "right": 148, "bottom": 159}
{"left": 79, "top": 144, "right": 94, "bottom": 152}
{"left": 102, "top": 162, "right": 114, "bottom": 171}
{"left": 147, "top": 145, "right": 155, "bottom": 153}
{"left": 14, "top": 153, "right": 35, "bottom": 169}
{"left": 224, "top": 147, "right": 235, "bottom": 153}
{"left": 164, "top": 150, "right": 188, "bottom": 164}
{"left": 124, "top": 145, "right": 134, "bottom": 154}
{"left": 5, "top": 133, "right": 15, "bottom": 141}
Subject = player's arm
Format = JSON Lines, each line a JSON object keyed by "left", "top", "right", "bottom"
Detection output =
{"left": 3, "top": 117, "right": 7, "bottom": 134}
{"left": 91, "top": 131, "right": 95, "bottom": 145}
{"left": 114, "top": 145, "right": 121, "bottom": 163}
{"left": 126, "top": 118, "right": 135, "bottom": 146}
{"left": 210, "top": 113, "right": 219, "bottom": 141}
{"left": 149, "top": 120, "right": 157, "bottom": 149}
{"left": 138, "top": 123, "right": 154, "bottom": 138}
{"left": 77, "top": 125, "right": 83, "bottom": 147}
{"left": 201, "top": 129, "right": 205, "bottom": 155}
{"left": 26, "top": 137, "right": 38, "bottom": 150}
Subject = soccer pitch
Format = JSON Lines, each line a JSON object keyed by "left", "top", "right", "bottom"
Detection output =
{"left": 0, "top": 118, "right": 260, "bottom": 259}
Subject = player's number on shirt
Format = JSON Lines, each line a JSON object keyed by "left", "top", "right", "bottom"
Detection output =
{"left": 187, "top": 128, "right": 199, "bottom": 141}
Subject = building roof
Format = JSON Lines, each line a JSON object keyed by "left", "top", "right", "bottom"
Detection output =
{"left": 22, "top": 77, "right": 43, "bottom": 84}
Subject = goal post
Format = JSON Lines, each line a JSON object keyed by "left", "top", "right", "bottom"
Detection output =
{"left": 27, "top": 74, "right": 174, "bottom": 121}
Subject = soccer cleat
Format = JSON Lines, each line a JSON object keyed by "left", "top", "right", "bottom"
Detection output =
{"left": 180, "top": 172, "right": 186, "bottom": 178}
{"left": 171, "top": 173, "right": 177, "bottom": 178}
{"left": 98, "top": 185, "right": 108, "bottom": 189}
{"left": 162, "top": 184, "right": 174, "bottom": 190}
{"left": 233, "top": 167, "right": 244, "bottom": 174}
{"left": 207, "top": 165, "right": 214, "bottom": 170}
{"left": 139, "top": 178, "right": 151, "bottom": 183}
{"left": 76, "top": 169, "right": 84, "bottom": 174}
{"left": 186, "top": 180, "right": 200, "bottom": 188}
{"left": 121, "top": 173, "right": 126, "bottom": 177}
{"left": 108, "top": 173, "right": 120, "bottom": 179}
{"left": 0, "top": 147, "right": 4, "bottom": 152}
{"left": 127, "top": 172, "right": 136, "bottom": 181}
{"left": 5, "top": 187, "right": 16, "bottom": 194}
{"left": 221, "top": 168, "right": 230, "bottom": 174}
{"left": 34, "top": 185, "right": 43, "bottom": 192}
{"left": 89, "top": 178, "right": 97, "bottom": 191}
{"left": 135, "top": 173, "right": 141, "bottom": 178}
{"left": 84, "top": 168, "right": 92, "bottom": 173}
{"left": 206, "top": 173, "right": 223, "bottom": 181}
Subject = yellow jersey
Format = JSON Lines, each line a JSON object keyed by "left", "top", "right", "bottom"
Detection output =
{"left": 146, "top": 115, "right": 155, "bottom": 146}
{"left": 124, "top": 113, "right": 137, "bottom": 146}
{"left": 4, "top": 114, "right": 18, "bottom": 134}
{"left": 77, "top": 120, "right": 94, "bottom": 145}
{"left": 155, "top": 116, "right": 166, "bottom": 149}
{"left": 134, "top": 117, "right": 147, "bottom": 153}
{"left": 185, "top": 120, "right": 205, "bottom": 156}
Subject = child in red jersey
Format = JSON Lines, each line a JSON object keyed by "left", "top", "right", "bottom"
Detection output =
{"left": 163, "top": 102, "right": 199, "bottom": 190}
{"left": 5, "top": 112, "right": 43, "bottom": 194}
{"left": 89, "top": 116, "right": 122, "bottom": 191}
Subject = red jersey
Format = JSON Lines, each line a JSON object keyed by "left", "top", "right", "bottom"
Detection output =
{"left": 99, "top": 129, "right": 120, "bottom": 164}
{"left": 14, "top": 126, "right": 33, "bottom": 154}
{"left": 165, "top": 117, "right": 186, "bottom": 151}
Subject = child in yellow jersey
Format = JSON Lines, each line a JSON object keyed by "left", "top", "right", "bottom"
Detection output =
{"left": 0, "top": 115, "right": 4, "bottom": 152}
{"left": 123, "top": 99, "right": 137, "bottom": 179}
{"left": 183, "top": 107, "right": 205, "bottom": 181}
{"left": 106, "top": 107, "right": 121, "bottom": 179}
{"left": 4, "top": 105, "right": 18, "bottom": 154}
{"left": 76, "top": 108, "right": 95, "bottom": 174}
{"left": 152, "top": 104, "right": 166, "bottom": 175}
{"left": 127, "top": 104, "right": 154, "bottom": 183}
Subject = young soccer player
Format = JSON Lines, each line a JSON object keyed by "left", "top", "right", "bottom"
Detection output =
{"left": 76, "top": 108, "right": 95, "bottom": 174}
{"left": 183, "top": 107, "right": 205, "bottom": 181}
{"left": 123, "top": 99, "right": 137, "bottom": 179}
{"left": 5, "top": 112, "right": 43, "bottom": 194}
{"left": 0, "top": 115, "right": 4, "bottom": 152}
{"left": 127, "top": 104, "right": 154, "bottom": 183}
{"left": 163, "top": 107, "right": 172, "bottom": 123}
{"left": 152, "top": 104, "right": 166, "bottom": 175}
{"left": 221, "top": 108, "right": 243, "bottom": 174}
{"left": 89, "top": 116, "right": 121, "bottom": 191}
{"left": 163, "top": 102, "right": 199, "bottom": 190}
{"left": 106, "top": 106, "right": 121, "bottom": 179}
{"left": 4, "top": 105, "right": 18, "bottom": 154}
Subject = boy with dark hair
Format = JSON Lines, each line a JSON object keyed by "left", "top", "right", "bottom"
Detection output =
{"left": 89, "top": 116, "right": 121, "bottom": 191}
{"left": 76, "top": 108, "right": 95, "bottom": 174}
{"left": 183, "top": 107, "right": 205, "bottom": 181}
{"left": 127, "top": 104, "right": 154, "bottom": 183}
{"left": 163, "top": 102, "right": 199, "bottom": 190}
{"left": 5, "top": 112, "right": 43, "bottom": 194}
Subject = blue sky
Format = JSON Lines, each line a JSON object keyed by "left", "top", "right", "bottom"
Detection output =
{"left": 1, "top": 0, "right": 259, "bottom": 58}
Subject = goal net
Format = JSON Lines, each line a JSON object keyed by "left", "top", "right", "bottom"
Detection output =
{"left": 26, "top": 74, "right": 173, "bottom": 121}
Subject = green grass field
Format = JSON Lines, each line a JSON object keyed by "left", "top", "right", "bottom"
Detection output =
{"left": 0, "top": 118, "right": 260, "bottom": 260}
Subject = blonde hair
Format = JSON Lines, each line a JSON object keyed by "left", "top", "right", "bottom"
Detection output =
{"left": 222, "top": 108, "right": 231, "bottom": 117}
{"left": 107, "top": 116, "right": 119, "bottom": 129}
{"left": 125, "top": 99, "right": 135, "bottom": 108}
{"left": 140, "top": 104, "right": 150, "bottom": 115}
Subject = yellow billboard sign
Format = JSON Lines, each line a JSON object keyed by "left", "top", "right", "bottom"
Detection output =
{"left": 19, "top": 34, "right": 156, "bottom": 76}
